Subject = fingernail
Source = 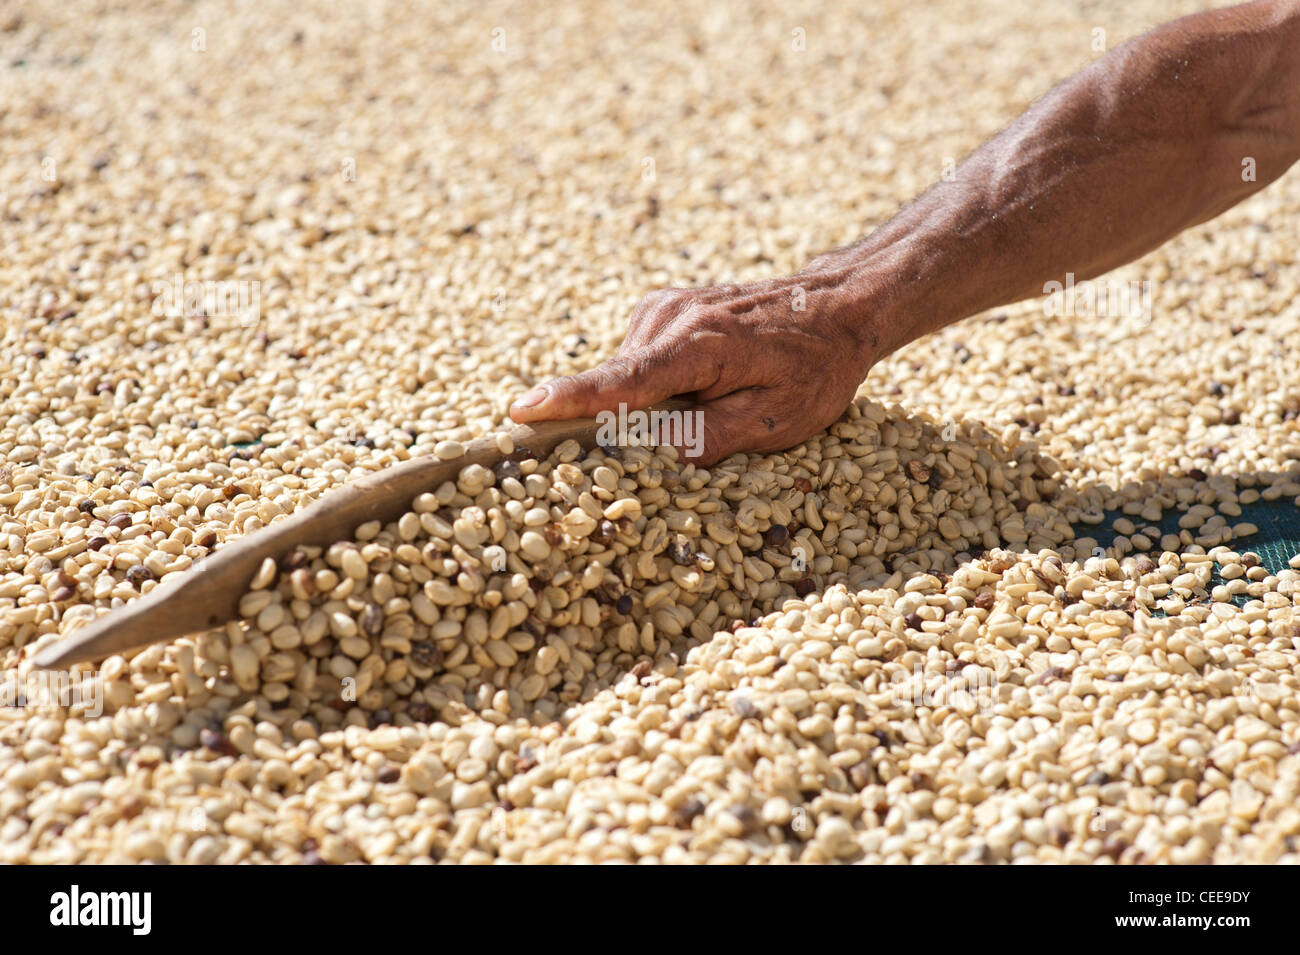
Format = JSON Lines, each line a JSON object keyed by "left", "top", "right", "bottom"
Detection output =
{"left": 511, "top": 386, "right": 549, "bottom": 411}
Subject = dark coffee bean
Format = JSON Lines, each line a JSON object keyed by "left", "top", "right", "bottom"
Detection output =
{"left": 904, "top": 612, "right": 922, "bottom": 630}
{"left": 410, "top": 642, "right": 443, "bottom": 669}
{"left": 669, "top": 797, "right": 705, "bottom": 828}
{"left": 125, "top": 565, "right": 153, "bottom": 586}
{"left": 591, "top": 519, "right": 617, "bottom": 545}
{"left": 407, "top": 702, "right": 435, "bottom": 722}
{"left": 492, "top": 459, "right": 522, "bottom": 482}
{"left": 763, "top": 524, "right": 789, "bottom": 547}
{"left": 77, "top": 499, "right": 96, "bottom": 514}
{"left": 199, "top": 727, "right": 237, "bottom": 756}
{"left": 360, "top": 603, "right": 383, "bottom": 637}
{"left": 974, "top": 590, "right": 995, "bottom": 610}
{"left": 732, "top": 697, "right": 759, "bottom": 719}
{"left": 107, "top": 512, "right": 131, "bottom": 530}
{"left": 1208, "top": 381, "right": 1225, "bottom": 396}
{"left": 794, "top": 577, "right": 815, "bottom": 597}
{"left": 280, "top": 548, "right": 310, "bottom": 572}
{"left": 87, "top": 536, "right": 109, "bottom": 551}
{"left": 377, "top": 766, "right": 400, "bottom": 784}
{"left": 615, "top": 594, "right": 633, "bottom": 615}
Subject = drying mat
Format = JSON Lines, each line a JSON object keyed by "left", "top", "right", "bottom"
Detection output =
{"left": 1074, "top": 498, "right": 1300, "bottom": 608}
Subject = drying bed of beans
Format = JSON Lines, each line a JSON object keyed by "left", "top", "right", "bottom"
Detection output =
{"left": 2, "top": 0, "right": 1299, "bottom": 863}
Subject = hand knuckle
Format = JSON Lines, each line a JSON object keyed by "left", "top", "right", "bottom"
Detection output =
{"left": 639, "top": 288, "right": 684, "bottom": 313}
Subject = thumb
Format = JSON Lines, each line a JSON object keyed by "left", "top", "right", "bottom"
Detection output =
{"left": 509, "top": 345, "right": 714, "bottom": 423}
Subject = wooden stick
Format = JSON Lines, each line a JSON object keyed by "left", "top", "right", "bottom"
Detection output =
{"left": 33, "top": 401, "right": 692, "bottom": 669}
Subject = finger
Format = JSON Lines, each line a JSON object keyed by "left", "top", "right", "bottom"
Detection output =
{"left": 509, "top": 343, "right": 719, "bottom": 424}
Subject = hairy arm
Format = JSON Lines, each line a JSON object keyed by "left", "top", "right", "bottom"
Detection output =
{"left": 815, "top": 0, "right": 1300, "bottom": 352}
{"left": 511, "top": 0, "right": 1300, "bottom": 464}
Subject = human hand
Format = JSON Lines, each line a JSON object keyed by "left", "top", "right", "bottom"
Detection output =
{"left": 508, "top": 270, "right": 887, "bottom": 466}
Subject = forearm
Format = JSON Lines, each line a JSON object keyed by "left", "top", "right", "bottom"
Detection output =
{"left": 513, "top": 1, "right": 1300, "bottom": 463}
{"left": 822, "top": 0, "right": 1300, "bottom": 357}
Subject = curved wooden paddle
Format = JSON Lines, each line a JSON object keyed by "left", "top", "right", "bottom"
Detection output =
{"left": 33, "top": 400, "right": 693, "bottom": 669}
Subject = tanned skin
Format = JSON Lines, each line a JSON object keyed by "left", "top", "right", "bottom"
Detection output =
{"left": 510, "top": 0, "right": 1300, "bottom": 465}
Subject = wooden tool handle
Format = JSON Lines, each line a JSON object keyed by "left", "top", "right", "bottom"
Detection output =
{"left": 33, "top": 400, "right": 693, "bottom": 669}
